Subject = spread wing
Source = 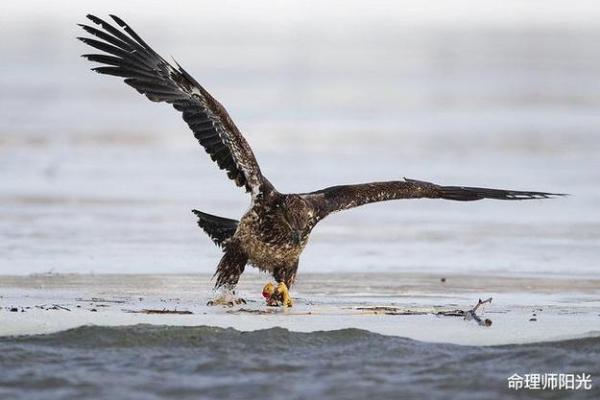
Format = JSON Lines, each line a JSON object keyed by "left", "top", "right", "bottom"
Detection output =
{"left": 302, "top": 178, "right": 565, "bottom": 219}
{"left": 78, "top": 14, "right": 269, "bottom": 196}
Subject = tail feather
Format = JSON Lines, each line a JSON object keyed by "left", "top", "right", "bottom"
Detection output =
{"left": 191, "top": 210, "right": 238, "bottom": 247}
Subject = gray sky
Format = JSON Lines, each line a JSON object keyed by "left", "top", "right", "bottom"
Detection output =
{"left": 3, "top": 0, "right": 600, "bottom": 29}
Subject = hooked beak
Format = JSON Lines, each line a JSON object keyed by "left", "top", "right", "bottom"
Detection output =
{"left": 291, "top": 230, "right": 302, "bottom": 245}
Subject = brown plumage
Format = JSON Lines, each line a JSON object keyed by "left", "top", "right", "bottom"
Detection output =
{"left": 79, "top": 15, "right": 565, "bottom": 293}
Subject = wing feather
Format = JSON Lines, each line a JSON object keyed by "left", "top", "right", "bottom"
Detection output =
{"left": 302, "top": 178, "right": 566, "bottom": 218}
{"left": 78, "top": 14, "right": 268, "bottom": 195}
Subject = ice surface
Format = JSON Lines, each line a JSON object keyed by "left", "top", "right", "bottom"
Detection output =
{"left": 1, "top": 273, "right": 599, "bottom": 346}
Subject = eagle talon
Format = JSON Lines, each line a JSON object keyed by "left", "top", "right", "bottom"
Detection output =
{"left": 207, "top": 294, "right": 246, "bottom": 307}
{"left": 262, "top": 282, "right": 293, "bottom": 307}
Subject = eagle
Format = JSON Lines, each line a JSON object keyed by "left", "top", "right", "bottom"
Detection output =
{"left": 78, "top": 15, "right": 563, "bottom": 306}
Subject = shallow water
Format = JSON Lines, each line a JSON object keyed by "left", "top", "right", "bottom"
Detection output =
{"left": 0, "top": 325, "right": 597, "bottom": 400}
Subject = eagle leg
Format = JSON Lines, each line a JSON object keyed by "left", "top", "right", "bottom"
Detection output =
{"left": 272, "top": 262, "right": 298, "bottom": 289}
{"left": 207, "top": 242, "right": 248, "bottom": 306}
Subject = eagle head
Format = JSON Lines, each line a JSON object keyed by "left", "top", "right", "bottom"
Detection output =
{"left": 280, "top": 195, "right": 313, "bottom": 244}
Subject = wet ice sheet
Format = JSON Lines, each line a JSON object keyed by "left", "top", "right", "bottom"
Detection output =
{"left": 1, "top": 273, "right": 599, "bottom": 346}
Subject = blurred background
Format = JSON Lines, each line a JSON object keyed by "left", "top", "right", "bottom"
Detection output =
{"left": 1, "top": 0, "right": 598, "bottom": 276}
